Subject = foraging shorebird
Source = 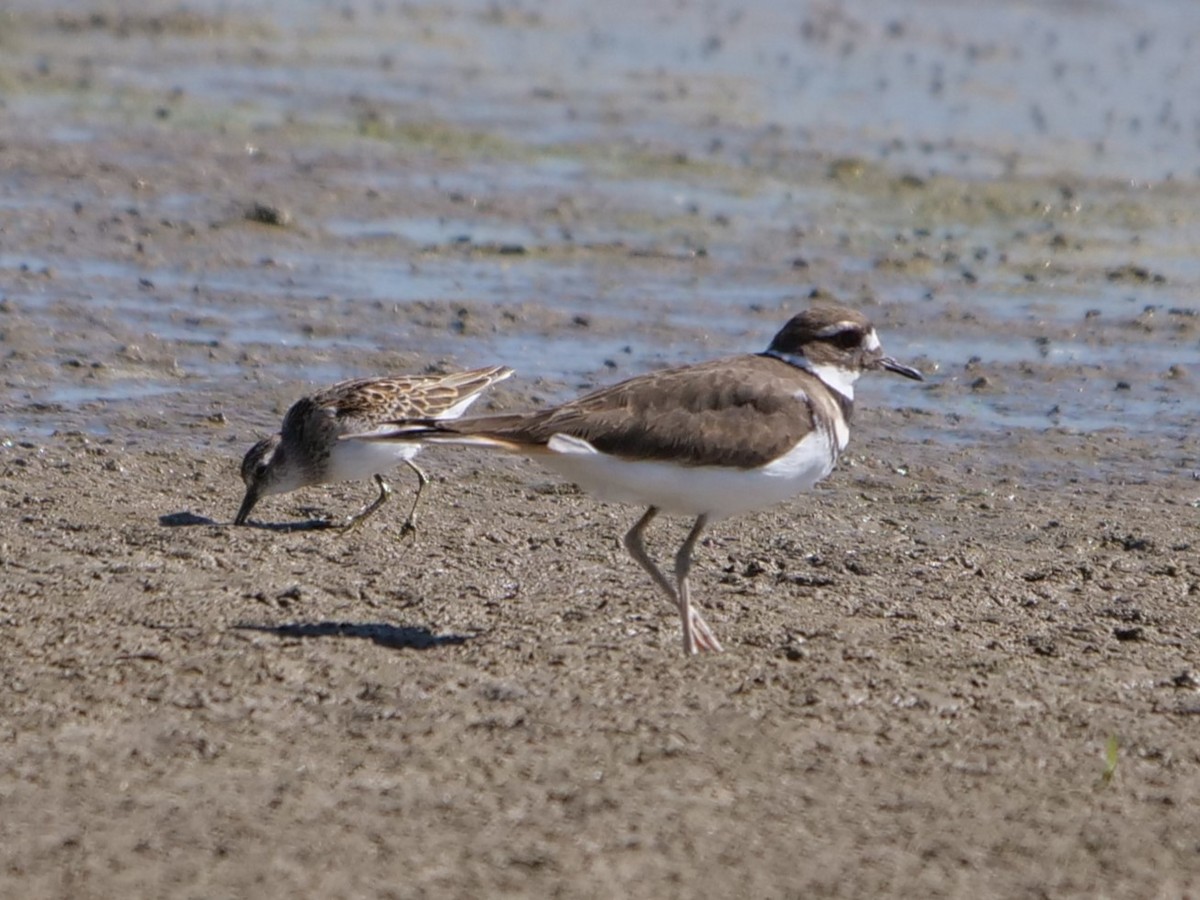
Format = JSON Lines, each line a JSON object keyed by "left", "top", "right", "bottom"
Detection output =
{"left": 235, "top": 365, "right": 513, "bottom": 532}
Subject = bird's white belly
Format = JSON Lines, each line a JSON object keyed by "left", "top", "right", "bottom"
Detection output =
{"left": 541, "top": 431, "right": 837, "bottom": 519}
{"left": 326, "top": 438, "right": 420, "bottom": 483}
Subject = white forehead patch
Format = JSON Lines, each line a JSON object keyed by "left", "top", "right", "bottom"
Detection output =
{"left": 864, "top": 329, "right": 881, "bottom": 352}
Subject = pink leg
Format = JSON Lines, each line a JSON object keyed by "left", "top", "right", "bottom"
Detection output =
{"left": 623, "top": 508, "right": 723, "bottom": 655}
{"left": 675, "top": 515, "right": 723, "bottom": 654}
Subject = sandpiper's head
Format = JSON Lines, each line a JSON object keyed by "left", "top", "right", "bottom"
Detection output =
{"left": 234, "top": 433, "right": 294, "bottom": 525}
{"left": 766, "top": 305, "right": 923, "bottom": 399}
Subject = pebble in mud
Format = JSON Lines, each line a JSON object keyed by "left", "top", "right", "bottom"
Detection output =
{"left": 244, "top": 202, "right": 293, "bottom": 227}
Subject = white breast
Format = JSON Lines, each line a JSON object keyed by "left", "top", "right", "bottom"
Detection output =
{"left": 325, "top": 436, "right": 421, "bottom": 483}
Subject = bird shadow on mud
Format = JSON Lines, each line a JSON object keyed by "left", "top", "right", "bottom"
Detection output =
{"left": 233, "top": 621, "right": 468, "bottom": 650}
{"left": 159, "top": 511, "right": 333, "bottom": 532}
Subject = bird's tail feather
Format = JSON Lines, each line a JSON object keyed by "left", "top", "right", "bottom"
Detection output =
{"left": 342, "top": 412, "right": 539, "bottom": 453}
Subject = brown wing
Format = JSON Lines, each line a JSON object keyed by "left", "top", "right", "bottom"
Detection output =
{"left": 436, "top": 354, "right": 823, "bottom": 469}
{"left": 309, "top": 365, "right": 513, "bottom": 426}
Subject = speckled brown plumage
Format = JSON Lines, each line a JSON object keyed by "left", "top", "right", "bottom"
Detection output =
{"left": 235, "top": 365, "right": 513, "bottom": 529}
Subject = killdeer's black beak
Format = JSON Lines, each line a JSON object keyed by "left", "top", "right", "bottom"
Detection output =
{"left": 880, "top": 357, "right": 924, "bottom": 381}
{"left": 234, "top": 487, "right": 260, "bottom": 526}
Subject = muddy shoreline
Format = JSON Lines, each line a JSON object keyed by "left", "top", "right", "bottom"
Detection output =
{"left": 3, "top": 2, "right": 1200, "bottom": 897}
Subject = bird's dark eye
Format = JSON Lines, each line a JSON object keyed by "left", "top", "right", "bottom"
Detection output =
{"left": 830, "top": 328, "right": 861, "bottom": 350}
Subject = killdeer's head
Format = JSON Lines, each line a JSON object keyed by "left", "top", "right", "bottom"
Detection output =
{"left": 235, "top": 433, "right": 298, "bottom": 525}
{"left": 765, "top": 305, "right": 924, "bottom": 400}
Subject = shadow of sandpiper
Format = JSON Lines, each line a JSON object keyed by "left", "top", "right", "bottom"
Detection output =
{"left": 159, "top": 510, "right": 333, "bottom": 533}
{"left": 233, "top": 621, "right": 468, "bottom": 650}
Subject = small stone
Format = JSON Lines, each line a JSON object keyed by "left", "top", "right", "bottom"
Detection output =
{"left": 244, "top": 202, "right": 292, "bottom": 227}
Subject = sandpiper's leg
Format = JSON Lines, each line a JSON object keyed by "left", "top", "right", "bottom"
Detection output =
{"left": 397, "top": 459, "right": 430, "bottom": 538}
{"left": 675, "top": 515, "right": 722, "bottom": 654}
{"left": 342, "top": 474, "right": 392, "bottom": 531}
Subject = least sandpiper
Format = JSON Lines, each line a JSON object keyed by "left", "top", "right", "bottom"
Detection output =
{"left": 236, "top": 364, "right": 513, "bottom": 532}
{"left": 348, "top": 307, "right": 921, "bottom": 654}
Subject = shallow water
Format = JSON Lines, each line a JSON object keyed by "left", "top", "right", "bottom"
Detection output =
{"left": 0, "top": 0, "right": 1198, "bottom": 453}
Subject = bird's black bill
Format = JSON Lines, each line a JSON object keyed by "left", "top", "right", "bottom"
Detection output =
{"left": 880, "top": 357, "right": 924, "bottom": 381}
{"left": 234, "top": 489, "right": 260, "bottom": 526}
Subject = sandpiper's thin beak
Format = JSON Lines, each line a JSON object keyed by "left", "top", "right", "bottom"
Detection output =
{"left": 880, "top": 356, "right": 924, "bottom": 381}
{"left": 234, "top": 487, "right": 260, "bottom": 526}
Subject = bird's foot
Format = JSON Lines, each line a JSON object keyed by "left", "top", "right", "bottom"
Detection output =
{"left": 687, "top": 608, "right": 724, "bottom": 654}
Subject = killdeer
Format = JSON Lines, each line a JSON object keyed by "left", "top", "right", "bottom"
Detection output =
{"left": 235, "top": 365, "right": 513, "bottom": 532}
{"left": 349, "top": 306, "right": 922, "bottom": 653}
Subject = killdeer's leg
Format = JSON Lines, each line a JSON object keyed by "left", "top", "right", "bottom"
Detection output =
{"left": 397, "top": 458, "right": 430, "bottom": 538}
{"left": 342, "top": 474, "right": 392, "bottom": 531}
{"left": 623, "top": 507, "right": 696, "bottom": 650}
{"left": 675, "top": 515, "right": 723, "bottom": 654}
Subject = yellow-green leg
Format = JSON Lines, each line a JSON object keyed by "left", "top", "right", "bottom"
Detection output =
{"left": 341, "top": 473, "right": 392, "bottom": 531}
{"left": 397, "top": 459, "right": 429, "bottom": 539}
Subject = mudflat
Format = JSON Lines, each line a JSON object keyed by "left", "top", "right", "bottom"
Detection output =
{"left": 2, "top": 2, "right": 1199, "bottom": 898}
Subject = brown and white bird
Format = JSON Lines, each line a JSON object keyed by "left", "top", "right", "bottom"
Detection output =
{"left": 235, "top": 365, "right": 513, "bottom": 531}
{"left": 348, "top": 307, "right": 922, "bottom": 653}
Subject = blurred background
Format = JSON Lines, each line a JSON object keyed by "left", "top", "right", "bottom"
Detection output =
{"left": 1, "top": 0, "right": 1197, "bottom": 472}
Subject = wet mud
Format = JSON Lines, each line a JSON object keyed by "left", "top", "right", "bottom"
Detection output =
{"left": 2, "top": 2, "right": 1199, "bottom": 897}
